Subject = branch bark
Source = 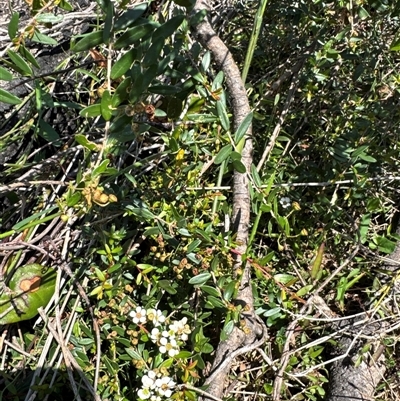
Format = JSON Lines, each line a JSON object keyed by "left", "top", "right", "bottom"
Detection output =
{"left": 191, "top": 1, "right": 267, "bottom": 399}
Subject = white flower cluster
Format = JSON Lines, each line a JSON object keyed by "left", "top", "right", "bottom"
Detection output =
{"left": 138, "top": 370, "right": 176, "bottom": 400}
{"left": 129, "top": 306, "right": 166, "bottom": 327}
{"left": 150, "top": 317, "right": 191, "bottom": 357}
{"left": 128, "top": 306, "right": 192, "bottom": 400}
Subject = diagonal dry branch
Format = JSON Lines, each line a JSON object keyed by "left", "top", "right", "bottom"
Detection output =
{"left": 191, "top": 1, "right": 267, "bottom": 399}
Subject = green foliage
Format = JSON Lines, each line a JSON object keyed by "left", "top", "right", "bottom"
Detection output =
{"left": 2, "top": 0, "right": 400, "bottom": 399}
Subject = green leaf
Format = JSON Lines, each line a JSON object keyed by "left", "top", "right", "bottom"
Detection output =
{"left": 0, "top": 67, "right": 14, "bottom": 81}
{"left": 75, "top": 134, "right": 99, "bottom": 151}
{"left": 216, "top": 100, "right": 230, "bottom": 131}
{"left": 390, "top": 37, "right": 400, "bottom": 51}
{"left": 373, "top": 236, "right": 396, "bottom": 254}
{"left": 92, "top": 159, "right": 110, "bottom": 177}
{"left": 101, "top": 90, "right": 113, "bottom": 121}
{"left": 251, "top": 164, "right": 262, "bottom": 187}
{"left": 214, "top": 144, "right": 232, "bottom": 165}
{"left": 125, "top": 206, "right": 156, "bottom": 220}
{"left": 310, "top": 243, "right": 325, "bottom": 281}
{"left": 296, "top": 285, "right": 313, "bottom": 297}
{"left": 112, "top": 77, "right": 132, "bottom": 107}
{"left": 157, "top": 280, "right": 177, "bottom": 294}
{"left": 143, "top": 36, "right": 164, "bottom": 67}
{"left": 187, "top": 239, "right": 202, "bottom": 254}
{"left": 8, "top": 12, "right": 19, "bottom": 40}
{"left": 35, "top": 13, "right": 64, "bottom": 24}
{"left": 111, "top": 49, "right": 137, "bottom": 79}
{"left": 114, "top": 4, "right": 148, "bottom": 31}
{"left": 234, "top": 112, "right": 253, "bottom": 144}
{"left": 80, "top": 104, "right": 102, "bottom": 118}
{"left": 32, "top": 30, "right": 58, "bottom": 45}
{"left": 12, "top": 206, "right": 58, "bottom": 230}
{"left": 0, "top": 264, "right": 56, "bottom": 324}
{"left": 38, "top": 119, "right": 61, "bottom": 146}
{"left": 114, "top": 23, "right": 157, "bottom": 49}
{"left": 220, "top": 320, "right": 234, "bottom": 341}
{"left": 72, "top": 30, "right": 105, "bottom": 52}
{"left": 233, "top": 160, "right": 246, "bottom": 173}
{"left": 200, "top": 285, "right": 220, "bottom": 297}
{"left": 189, "top": 272, "right": 211, "bottom": 286}
{"left": 103, "top": 0, "right": 114, "bottom": 44}
{"left": 7, "top": 50, "right": 33, "bottom": 76}
{"left": 0, "top": 88, "right": 21, "bottom": 105}
{"left": 223, "top": 281, "right": 236, "bottom": 302}
{"left": 58, "top": 0, "right": 73, "bottom": 11}
{"left": 153, "top": 15, "right": 185, "bottom": 40}
{"left": 19, "top": 45, "right": 40, "bottom": 68}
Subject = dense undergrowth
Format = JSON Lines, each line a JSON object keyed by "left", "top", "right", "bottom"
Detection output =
{"left": 1, "top": 0, "right": 400, "bottom": 400}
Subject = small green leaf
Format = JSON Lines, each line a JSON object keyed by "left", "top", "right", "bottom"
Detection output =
{"left": 92, "top": 159, "right": 110, "bottom": 177}
{"left": 114, "top": 4, "right": 148, "bottom": 31}
{"left": 80, "top": 104, "right": 102, "bottom": 118}
{"left": 214, "top": 144, "right": 232, "bottom": 165}
{"left": 38, "top": 119, "right": 61, "bottom": 146}
{"left": 35, "top": 13, "right": 64, "bottom": 24}
{"left": 152, "top": 15, "right": 185, "bottom": 40}
{"left": 296, "top": 285, "right": 313, "bottom": 297}
{"left": 216, "top": 100, "right": 230, "bottom": 131}
{"left": 7, "top": 50, "right": 33, "bottom": 76}
{"left": 157, "top": 280, "right": 177, "bottom": 294}
{"left": 114, "top": 23, "right": 157, "bottom": 49}
{"left": 32, "top": 29, "right": 58, "bottom": 45}
{"left": 125, "top": 206, "right": 156, "bottom": 220}
{"left": 101, "top": 90, "right": 113, "bottom": 121}
{"left": 251, "top": 164, "right": 262, "bottom": 187}
{"left": 189, "top": 272, "right": 211, "bottom": 286}
{"left": 390, "top": 37, "right": 400, "bottom": 51}
{"left": 0, "top": 88, "right": 21, "bottom": 105}
{"left": 103, "top": 0, "right": 114, "bottom": 44}
{"left": 310, "top": 243, "right": 325, "bottom": 280}
{"left": 8, "top": 12, "right": 19, "bottom": 40}
{"left": 19, "top": 45, "right": 40, "bottom": 68}
{"left": 111, "top": 49, "right": 137, "bottom": 79}
{"left": 112, "top": 76, "right": 132, "bottom": 107}
{"left": 0, "top": 67, "right": 14, "bottom": 81}
{"left": 200, "top": 285, "right": 220, "bottom": 297}
{"left": 75, "top": 134, "right": 99, "bottom": 151}
{"left": 94, "top": 268, "right": 106, "bottom": 282}
{"left": 143, "top": 36, "right": 164, "bottom": 67}
{"left": 58, "top": 0, "right": 73, "bottom": 11}
{"left": 220, "top": 320, "right": 234, "bottom": 341}
{"left": 234, "top": 112, "right": 253, "bottom": 144}
{"left": 232, "top": 160, "right": 246, "bottom": 173}
{"left": 223, "top": 281, "right": 236, "bottom": 302}
{"left": 12, "top": 207, "right": 59, "bottom": 231}
{"left": 72, "top": 31, "right": 105, "bottom": 52}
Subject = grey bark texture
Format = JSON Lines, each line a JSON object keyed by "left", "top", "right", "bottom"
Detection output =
{"left": 192, "top": 1, "right": 267, "bottom": 400}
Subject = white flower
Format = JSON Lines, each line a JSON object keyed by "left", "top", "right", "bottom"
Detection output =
{"left": 159, "top": 337, "right": 179, "bottom": 357}
{"left": 150, "top": 328, "right": 161, "bottom": 343}
{"left": 147, "top": 309, "right": 166, "bottom": 327}
{"left": 169, "top": 317, "right": 191, "bottom": 341}
{"left": 138, "top": 387, "right": 152, "bottom": 400}
{"left": 141, "top": 371, "right": 156, "bottom": 388}
{"left": 279, "top": 197, "right": 291, "bottom": 209}
{"left": 150, "top": 396, "right": 161, "bottom": 401}
{"left": 155, "top": 376, "right": 175, "bottom": 397}
{"left": 129, "top": 306, "right": 147, "bottom": 324}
